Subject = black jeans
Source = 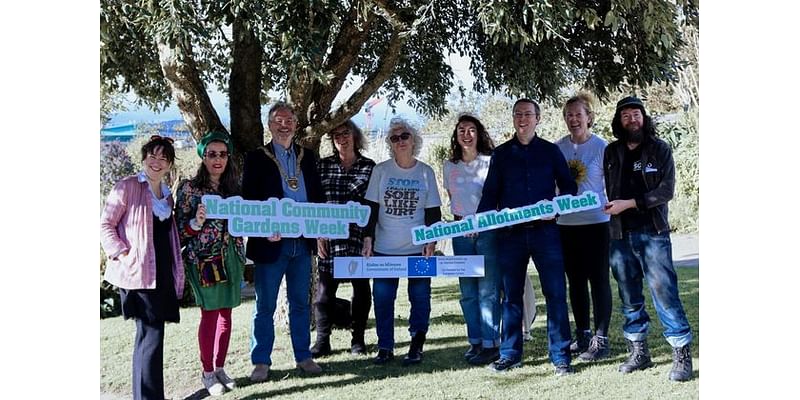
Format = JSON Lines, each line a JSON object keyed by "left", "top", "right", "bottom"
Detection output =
{"left": 132, "top": 318, "right": 166, "bottom": 400}
{"left": 559, "top": 222, "right": 612, "bottom": 337}
{"left": 313, "top": 268, "right": 372, "bottom": 339}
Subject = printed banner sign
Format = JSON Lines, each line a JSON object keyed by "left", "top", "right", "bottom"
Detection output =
{"left": 411, "top": 191, "right": 603, "bottom": 245}
{"left": 333, "top": 256, "right": 485, "bottom": 279}
{"left": 202, "top": 195, "right": 371, "bottom": 238}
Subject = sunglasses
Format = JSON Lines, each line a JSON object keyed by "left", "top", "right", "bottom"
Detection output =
{"left": 204, "top": 151, "right": 229, "bottom": 159}
{"left": 149, "top": 134, "right": 175, "bottom": 144}
{"left": 389, "top": 132, "right": 412, "bottom": 143}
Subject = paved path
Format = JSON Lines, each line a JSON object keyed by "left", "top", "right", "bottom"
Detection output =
{"left": 672, "top": 233, "right": 699, "bottom": 267}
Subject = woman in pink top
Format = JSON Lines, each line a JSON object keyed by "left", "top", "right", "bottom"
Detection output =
{"left": 100, "top": 136, "right": 184, "bottom": 400}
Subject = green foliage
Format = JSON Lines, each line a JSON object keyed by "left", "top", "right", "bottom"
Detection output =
{"left": 100, "top": 86, "right": 127, "bottom": 127}
{"left": 100, "top": 0, "right": 698, "bottom": 151}
{"left": 660, "top": 110, "right": 699, "bottom": 233}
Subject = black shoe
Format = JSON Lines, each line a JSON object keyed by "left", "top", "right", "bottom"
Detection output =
{"left": 463, "top": 344, "right": 482, "bottom": 361}
{"left": 350, "top": 338, "right": 367, "bottom": 356}
{"left": 570, "top": 330, "right": 592, "bottom": 354}
{"left": 554, "top": 363, "right": 575, "bottom": 376}
{"left": 403, "top": 332, "right": 426, "bottom": 366}
{"left": 489, "top": 357, "right": 522, "bottom": 372}
{"left": 373, "top": 349, "right": 394, "bottom": 365}
{"left": 669, "top": 344, "right": 693, "bottom": 382}
{"left": 619, "top": 339, "right": 654, "bottom": 373}
{"left": 468, "top": 347, "right": 500, "bottom": 365}
{"left": 578, "top": 335, "right": 610, "bottom": 361}
{"left": 310, "top": 339, "right": 332, "bottom": 358}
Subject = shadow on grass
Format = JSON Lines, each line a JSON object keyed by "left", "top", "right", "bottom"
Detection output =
{"left": 168, "top": 266, "right": 699, "bottom": 399}
{"left": 430, "top": 282, "right": 462, "bottom": 302}
{"left": 231, "top": 339, "right": 561, "bottom": 400}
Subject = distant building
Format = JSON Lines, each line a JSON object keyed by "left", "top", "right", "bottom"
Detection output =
{"left": 100, "top": 120, "right": 195, "bottom": 149}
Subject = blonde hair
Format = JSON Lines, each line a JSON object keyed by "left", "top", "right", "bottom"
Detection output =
{"left": 562, "top": 92, "right": 597, "bottom": 128}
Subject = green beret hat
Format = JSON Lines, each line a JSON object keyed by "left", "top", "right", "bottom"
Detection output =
{"left": 197, "top": 131, "right": 233, "bottom": 158}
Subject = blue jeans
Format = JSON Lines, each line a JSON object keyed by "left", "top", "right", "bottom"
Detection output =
{"left": 372, "top": 252, "right": 431, "bottom": 351}
{"left": 497, "top": 224, "right": 572, "bottom": 366}
{"left": 609, "top": 228, "right": 692, "bottom": 347}
{"left": 250, "top": 239, "right": 312, "bottom": 364}
{"left": 453, "top": 231, "right": 501, "bottom": 348}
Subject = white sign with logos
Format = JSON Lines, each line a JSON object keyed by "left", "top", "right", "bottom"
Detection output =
{"left": 333, "top": 255, "right": 485, "bottom": 279}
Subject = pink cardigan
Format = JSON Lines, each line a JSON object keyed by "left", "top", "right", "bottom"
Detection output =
{"left": 100, "top": 175, "right": 184, "bottom": 297}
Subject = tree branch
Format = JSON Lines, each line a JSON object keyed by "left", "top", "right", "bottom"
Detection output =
{"left": 156, "top": 34, "right": 226, "bottom": 140}
{"left": 302, "top": 29, "right": 406, "bottom": 142}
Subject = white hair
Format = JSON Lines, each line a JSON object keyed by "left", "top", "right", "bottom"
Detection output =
{"left": 384, "top": 117, "right": 423, "bottom": 158}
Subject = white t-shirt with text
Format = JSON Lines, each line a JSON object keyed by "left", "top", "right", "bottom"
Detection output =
{"left": 365, "top": 158, "right": 442, "bottom": 255}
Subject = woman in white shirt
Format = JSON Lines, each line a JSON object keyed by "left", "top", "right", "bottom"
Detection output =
{"left": 363, "top": 118, "right": 442, "bottom": 366}
{"left": 442, "top": 114, "right": 501, "bottom": 365}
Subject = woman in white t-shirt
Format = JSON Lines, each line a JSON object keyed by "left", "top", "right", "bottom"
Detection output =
{"left": 362, "top": 117, "right": 442, "bottom": 366}
{"left": 555, "top": 93, "right": 612, "bottom": 361}
{"left": 442, "top": 115, "right": 502, "bottom": 365}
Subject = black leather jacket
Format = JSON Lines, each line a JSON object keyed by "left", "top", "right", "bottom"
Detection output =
{"left": 603, "top": 137, "right": 675, "bottom": 239}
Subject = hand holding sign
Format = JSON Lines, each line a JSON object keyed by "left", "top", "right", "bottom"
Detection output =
{"left": 201, "top": 195, "right": 371, "bottom": 238}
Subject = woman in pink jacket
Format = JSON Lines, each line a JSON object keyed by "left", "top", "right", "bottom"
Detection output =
{"left": 100, "top": 136, "right": 184, "bottom": 400}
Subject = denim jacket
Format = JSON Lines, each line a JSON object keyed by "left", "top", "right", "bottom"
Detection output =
{"left": 603, "top": 137, "right": 675, "bottom": 240}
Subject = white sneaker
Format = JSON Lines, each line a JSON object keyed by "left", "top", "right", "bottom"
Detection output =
{"left": 214, "top": 368, "right": 236, "bottom": 390}
{"left": 202, "top": 373, "right": 225, "bottom": 396}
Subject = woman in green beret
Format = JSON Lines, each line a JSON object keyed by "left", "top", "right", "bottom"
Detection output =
{"left": 175, "top": 131, "right": 245, "bottom": 396}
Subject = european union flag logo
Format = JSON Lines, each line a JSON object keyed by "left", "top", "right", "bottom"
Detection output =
{"left": 408, "top": 257, "right": 437, "bottom": 277}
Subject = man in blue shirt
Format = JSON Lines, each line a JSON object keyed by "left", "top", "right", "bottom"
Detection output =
{"left": 477, "top": 98, "right": 578, "bottom": 375}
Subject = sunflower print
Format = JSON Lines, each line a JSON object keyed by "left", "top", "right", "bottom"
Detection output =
{"left": 568, "top": 159, "right": 588, "bottom": 185}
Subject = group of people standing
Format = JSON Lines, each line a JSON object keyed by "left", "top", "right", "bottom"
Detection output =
{"left": 100, "top": 95, "right": 694, "bottom": 400}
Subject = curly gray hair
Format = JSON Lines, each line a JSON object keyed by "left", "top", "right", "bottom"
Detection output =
{"left": 385, "top": 117, "right": 423, "bottom": 158}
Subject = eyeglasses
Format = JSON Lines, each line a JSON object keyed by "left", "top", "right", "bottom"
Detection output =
{"left": 149, "top": 135, "right": 175, "bottom": 144}
{"left": 332, "top": 130, "right": 352, "bottom": 139}
{"left": 389, "top": 132, "right": 412, "bottom": 143}
{"left": 204, "top": 151, "right": 229, "bottom": 159}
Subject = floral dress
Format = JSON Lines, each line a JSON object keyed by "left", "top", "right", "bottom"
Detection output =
{"left": 175, "top": 179, "right": 246, "bottom": 310}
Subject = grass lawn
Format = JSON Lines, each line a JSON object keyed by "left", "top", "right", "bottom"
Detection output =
{"left": 100, "top": 266, "right": 699, "bottom": 399}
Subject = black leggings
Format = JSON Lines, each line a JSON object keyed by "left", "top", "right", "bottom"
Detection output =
{"left": 559, "top": 223, "right": 612, "bottom": 337}
{"left": 314, "top": 268, "right": 372, "bottom": 337}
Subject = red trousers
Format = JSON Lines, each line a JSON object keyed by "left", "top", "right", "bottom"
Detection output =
{"left": 199, "top": 308, "right": 232, "bottom": 372}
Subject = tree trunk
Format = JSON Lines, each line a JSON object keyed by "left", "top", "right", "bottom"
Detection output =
{"left": 229, "top": 17, "right": 264, "bottom": 156}
{"left": 156, "top": 36, "right": 226, "bottom": 141}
